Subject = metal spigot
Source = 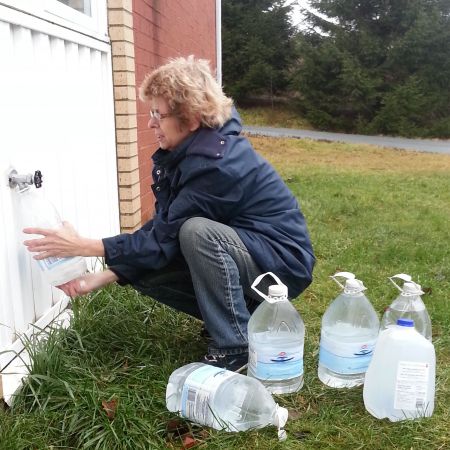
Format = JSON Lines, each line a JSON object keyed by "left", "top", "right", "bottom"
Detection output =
{"left": 8, "top": 169, "right": 43, "bottom": 190}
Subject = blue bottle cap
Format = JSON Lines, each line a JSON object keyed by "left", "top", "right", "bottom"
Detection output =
{"left": 397, "top": 318, "right": 414, "bottom": 327}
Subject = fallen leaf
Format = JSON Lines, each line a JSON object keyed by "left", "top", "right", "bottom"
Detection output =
{"left": 101, "top": 398, "right": 118, "bottom": 420}
{"left": 288, "top": 408, "right": 302, "bottom": 420}
{"left": 166, "top": 418, "right": 190, "bottom": 436}
{"left": 182, "top": 435, "right": 197, "bottom": 449}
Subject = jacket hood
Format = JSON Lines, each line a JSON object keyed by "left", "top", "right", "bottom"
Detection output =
{"left": 219, "top": 106, "right": 242, "bottom": 136}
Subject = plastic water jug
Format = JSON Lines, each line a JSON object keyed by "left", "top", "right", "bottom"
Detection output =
{"left": 18, "top": 185, "right": 87, "bottom": 286}
{"left": 318, "top": 272, "right": 380, "bottom": 388}
{"left": 247, "top": 272, "right": 305, "bottom": 394}
{"left": 363, "top": 318, "right": 435, "bottom": 421}
{"left": 166, "top": 362, "right": 289, "bottom": 440}
{"left": 380, "top": 274, "right": 432, "bottom": 341}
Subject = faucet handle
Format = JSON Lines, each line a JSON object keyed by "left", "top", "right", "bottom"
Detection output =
{"left": 34, "top": 170, "right": 43, "bottom": 188}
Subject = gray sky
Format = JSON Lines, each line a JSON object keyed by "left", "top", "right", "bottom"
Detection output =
{"left": 288, "top": 0, "right": 308, "bottom": 28}
{"left": 287, "top": 0, "right": 336, "bottom": 30}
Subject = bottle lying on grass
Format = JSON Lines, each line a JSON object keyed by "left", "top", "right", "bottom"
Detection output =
{"left": 166, "top": 362, "right": 288, "bottom": 440}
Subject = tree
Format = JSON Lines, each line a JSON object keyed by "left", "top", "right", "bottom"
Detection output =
{"left": 222, "top": 0, "right": 295, "bottom": 103}
{"left": 292, "top": 0, "right": 450, "bottom": 137}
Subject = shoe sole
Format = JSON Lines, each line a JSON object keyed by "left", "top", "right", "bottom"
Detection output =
{"left": 234, "top": 363, "right": 248, "bottom": 374}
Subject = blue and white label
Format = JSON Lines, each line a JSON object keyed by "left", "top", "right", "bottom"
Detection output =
{"left": 37, "top": 256, "right": 70, "bottom": 271}
{"left": 180, "top": 365, "right": 234, "bottom": 427}
{"left": 249, "top": 343, "right": 303, "bottom": 381}
{"left": 319, "top": 332, "right": 377, "bottom": 375}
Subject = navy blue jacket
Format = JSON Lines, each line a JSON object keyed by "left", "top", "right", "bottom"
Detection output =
{"left": 103, "top": 111, "right": 315, "bottom": 297}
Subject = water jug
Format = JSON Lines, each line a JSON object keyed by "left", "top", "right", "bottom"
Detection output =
{"left": 166, "top": 362, "right": 289, "bottom": 440}
{"left": 380, "top": 273, "right": 432, "bottom": 341}
{"left": 318, "top": 272, "right": 379, "bottom": 388}
{"left": 247, "top": 272, "right": 305, "bottom": 394}
{"left": 363, "top": 318, "right": 435, "bottom": 421}
{"left": 18, "top": 185, "right": 87, "bottom": 286}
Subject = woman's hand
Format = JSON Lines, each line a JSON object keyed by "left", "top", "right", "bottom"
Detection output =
{"left": 57, "top": 270, "right": 119, "bottom": 297}
{"left": 23, "top": 221, "right": 105, "bottom": 258}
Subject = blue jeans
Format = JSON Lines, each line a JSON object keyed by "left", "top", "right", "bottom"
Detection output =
{"left": 132, "top": 218, "right": 266, "bottom": 355}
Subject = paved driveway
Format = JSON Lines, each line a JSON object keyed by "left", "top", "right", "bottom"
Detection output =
{"left": 243, "top": 125, "right": 450, "bottom": 154}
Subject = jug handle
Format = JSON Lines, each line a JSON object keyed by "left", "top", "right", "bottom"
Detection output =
{"left": 389, "top": 273, "right": 412, "bottom": 291}
{"left": 330, "top": 271, "right": 355, "bottom": 289}
{"left": 251, "top": 272, "right": 284, "bottom": 302}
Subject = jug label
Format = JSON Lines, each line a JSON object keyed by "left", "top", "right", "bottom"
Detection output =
{"left": 38, "top": 256, "right": 70, "bottom": 271}
{"left": 319, "top": 334, "right": 377, "bottom": 374}
{"left": 249, "top": 346, "right": 303, "bottom": 380}
{"left": 394, "top": 361, "right": 429, "bottom": 410}
{"left": 180, "top": 365, "right": 235, "bottom": 427}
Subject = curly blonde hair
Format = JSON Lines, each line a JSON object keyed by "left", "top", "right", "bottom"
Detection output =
{"left": 139, "top": 56, "right": 233, "bottom": 128}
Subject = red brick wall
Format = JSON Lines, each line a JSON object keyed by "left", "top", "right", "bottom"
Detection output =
{"left": 133, "top": 0, "right": 217, "bottom": 224}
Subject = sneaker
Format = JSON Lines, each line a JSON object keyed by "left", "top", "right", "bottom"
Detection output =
{"left": 201, "top": 352, "right": 248, "bottom": 373}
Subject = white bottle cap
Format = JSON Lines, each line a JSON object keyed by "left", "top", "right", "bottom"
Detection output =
{"left": 274, "top": 404, "right": 289, "bottom": 441}
{"left": 269, "top": 284, "right": 288, "bottom": 298}
{"left": 402, "top": 281, "right": 424, "bottom": 296}
{"left": 344, "top": 278, "right": 366, "bottom": 294}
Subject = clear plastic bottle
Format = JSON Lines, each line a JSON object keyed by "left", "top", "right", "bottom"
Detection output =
{"left": 18, "top": 185, "right": 87, "bottom": 286}
{"left": 247, "top": 272, "right": 305, "bottom": 394}
{"left": 166, "top": 362, "right": 288, "bottom": 439}
{"left": 380, "top": 273, "right": 432, "bottom": 341}
{"left": 318, "top": 272, "right": 380, "bottom": 388}
{"left": 363, "top": 318, "right": 435, "bottom": 421}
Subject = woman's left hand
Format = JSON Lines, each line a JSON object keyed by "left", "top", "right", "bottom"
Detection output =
{"left": 57, "top": 270, "right": 119, "bottom": 297}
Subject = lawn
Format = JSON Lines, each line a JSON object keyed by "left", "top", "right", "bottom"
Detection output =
{"left": 1, "top": 136, "right": 449, "bottom": 449}
{"left": 237, "top": 105, "right": 314, "bottom": 130}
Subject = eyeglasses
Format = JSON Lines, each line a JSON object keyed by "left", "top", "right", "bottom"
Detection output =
{"left": 149, "top": 110, "right": 173, "bottom": 121}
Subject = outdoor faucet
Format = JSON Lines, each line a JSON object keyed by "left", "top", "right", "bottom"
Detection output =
{"left": 8, "top": 169, "right": 43, "bottom": 191}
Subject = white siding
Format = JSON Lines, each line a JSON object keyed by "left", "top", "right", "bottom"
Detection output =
{"left": 0, "top": 3, "right": 119, "bottom": 401}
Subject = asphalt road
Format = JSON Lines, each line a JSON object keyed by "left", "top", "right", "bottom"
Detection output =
{"left": 243, "top": 125, "right": 450, "bottom": 154}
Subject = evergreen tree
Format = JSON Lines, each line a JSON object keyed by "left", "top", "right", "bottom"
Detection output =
{"left": 222, "top": 0, "right": 295, "bottom": 103}
{"left": 293, "top": 0, "right": 450, "bottom": 137}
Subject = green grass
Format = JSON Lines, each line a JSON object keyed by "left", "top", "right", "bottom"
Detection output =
{"left": 237, "top": 105, "right": 314, "bottom": 130}
{"left": 1, "top": 137, "right": 450, "bottom": 449}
